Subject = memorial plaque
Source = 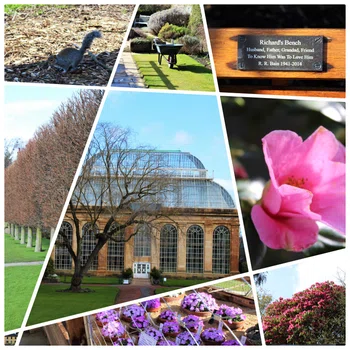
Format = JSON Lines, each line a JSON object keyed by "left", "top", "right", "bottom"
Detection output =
{"left": 237, "top": 35, "right": 324, "bottom": 71}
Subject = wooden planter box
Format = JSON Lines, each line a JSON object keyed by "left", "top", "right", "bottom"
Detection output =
{"left": 209, "top": 28, "right": 345, "bottom": 98}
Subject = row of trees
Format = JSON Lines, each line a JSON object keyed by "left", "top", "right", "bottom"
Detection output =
{"left": 5, "top": 90, "right": 103, "bottom": 249}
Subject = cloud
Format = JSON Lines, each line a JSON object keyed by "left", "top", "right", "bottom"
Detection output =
{"left": 171, "top": 130, "right": 193, "bottom": 146}
{"left": 294, "top": 250, "right": 346, "bottom": 294}
{"left": 213, "top": 178, "right": 235, "bottom": 198}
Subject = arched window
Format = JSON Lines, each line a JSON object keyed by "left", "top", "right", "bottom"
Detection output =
{"left": 134, "top": 224, "right": 151, "bottom": 257}
{"left": 160, "top": 224, "right": 178, "bottom": 272}
{"left": 212, "top": 226, "right": 230, "bottom": 274}
{"left": 107, "top": 222, "right": 125, "bottom": 271}
{"left": 186, "top": 225, "right": 204, "bottom": 273}
{"left": 81, "top": 223, "right": 99, "bottom": 271}
{"left": 55, "top": 221, "right": 73, "bottom": 270}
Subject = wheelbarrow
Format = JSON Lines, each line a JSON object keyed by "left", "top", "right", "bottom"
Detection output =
{"left": 153, "top": 40, "right": 183, "bottom": 68}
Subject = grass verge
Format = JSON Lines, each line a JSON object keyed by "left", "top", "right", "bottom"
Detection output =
{"left": 162, "top": 279, "right": 209, "bottom": 287}
{"left": 132, "top": 53, "right": 215, "bottom": 91}
{"left": 5, "top": 234, "right": 50, "bottom": 263}
{"left": 27, "top": 284, "right": 119, "bottom": 326}
{"left": 58, "top": 275, "right": 121, "bottom": 284}
{"left": 5, "top": 265, "right": 42, "bottom": 331}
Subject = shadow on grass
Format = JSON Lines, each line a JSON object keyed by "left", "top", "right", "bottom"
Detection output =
{"left": 149, "top": 61, "right": 177, "bottom": 89}
{"left": 177, "top": 65, "right": 213, "bottom": 74}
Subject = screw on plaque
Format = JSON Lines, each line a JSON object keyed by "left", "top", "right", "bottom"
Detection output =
{"left": 313, "top": 62, "right": 322, "bottom": 70}
{"left": 238, "top": 36, "right": 246, "bottom": 43}
{"left": 314, "top": 37, "right": 323, "bottom": 43}
{"left": 238, "top": 62, "right": 245, "bottom": 69}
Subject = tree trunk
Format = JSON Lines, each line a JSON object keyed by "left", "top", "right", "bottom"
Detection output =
{"left": 35, "top": 227, "right": 42, "bottom": 252}
{"left": 27, "top": 227, "right": 33, "bottom": 248}
{"left": 14, "top": 225, "right": 19, "bottom": 240}
{"left": 10, "top": 223, "right": 14, "bottom": 237}
{"left": 20, "top": 226, "right": 26, "bottom": 244}
{"left": 50, "top": 227, "right": 55, "bottom": 240}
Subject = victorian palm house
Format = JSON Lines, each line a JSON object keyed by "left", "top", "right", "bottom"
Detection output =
{"left": 52, "top": 150, "right": 240, "bottom": 279}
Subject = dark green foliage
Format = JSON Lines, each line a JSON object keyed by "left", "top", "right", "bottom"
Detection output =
{"left": 44, "top": 258, "right": 55, "bottom": 277}
{"left": 150, "top": 267, "right": 162, "bottom": 280}
{"left": 137, "top": 5, "right": 172, "bottom": 16}
{"left": 130, "top": 37, "right": 153, "bottom": 53}
{"left": 122, "top": 268, "right": 133, "bottom": 279}
{"left": 188, "top": 5, "right": 202, "bottom": 35}
{"left": 158, "top": 23, "right": 189, "bottom": 41}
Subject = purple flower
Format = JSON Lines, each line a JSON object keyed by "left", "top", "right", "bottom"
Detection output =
{"left": 130, "top": 315, "right": 150, "bottom": 330}
{"left": 144, "top": 327, "right": 163, "bottom": 342}
{"left": 101, "top": 321, "right": 125, "bottom": 338}
{"left": 113, "top": 338, "right": 134, "bottom": 346}
{"left": 201, "top": 328, "right": 226, "bottom": 343}
{"left": 216, "top": 304, "right": 246, "bottom": 323}
{"left": 159, "top": 310, "right": 177, "bottom": 321}
{"left": 121, "top": 304, "right": 145, "bottom": 319}
{"left": 141, "top": 298, "right": 161, "bottom": 310}
{"left": 182, "top": 315, "right": 204, "bottom": 331}
{"left": 162, "top": 321, "right": 181, "bottom": 334}
{"left": 222, "top": 339, "right": 242, "bottom": 346}
{"left": 176, "top": 331, "right": 201, "bottom": 346}
{"left": 158, "top": 339, "right": 177, "bottom": 346}
{"left": 181, "top": 292, "right": 218, "bottom": 312}
{"left": 96, "top": 310, "right": 118, "bottom": 323}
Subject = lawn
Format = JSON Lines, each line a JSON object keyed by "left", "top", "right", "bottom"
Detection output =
{"left": 5, "top": 265, "right": 42, "bottom": 331}
{"left": 162, "top": 279, "right": 209, "bottom": 287}
{"left": 27, "top": 284, "right": 119, "bottom": 326}
{"left": 5, "top": 234, "right": 51, "bottom": 263}
{"left": 58, "top": 275, "right": 121, "bottom": 284}
{"left": 213, "top": 279, "right": 252, "bottom": 294}
{"left": 132, "top": 54, "right": 215, "bottom": 91}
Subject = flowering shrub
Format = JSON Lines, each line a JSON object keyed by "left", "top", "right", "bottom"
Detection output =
{"left": 159, "top": 310, "right": 177, "bottom": 321}
{"left": 96, "top": 310, "right": 118, "bottom": 323}
{"left": 113, "top": 338, "right": 134, "bottom": 346}
{"left": 158, "top": 339, "right": 176, "bottom": 346}
{"left": 251, "top": 127, "right": 345, "bottom": 251}
{"left": 121, "top": 304, "right": 145, "bottom": 319}
{"left": 130, "top": 315, "right": 150, "bottom": 330}
{"left": 181, "top": 292, "right": 218, "bottom": 312}
{"left": 216, "top": 304, "right": 246, "bottom": 323}
{"left": 141, "top": 298, "right": 161, "bottom": 310}
{"left": 201, "top": 328, "right": 226, "bottom": 343}
{"left": 182, "top": 315, "right": 204, "bottom": 331}
{"left": 176, "top": 331, "right": 201, "bottom": 345}
{"left": 143, "top": 327, "right": 163, "bottom": 342}
{"left": 263, "top": 281, "right": 345, "bottom": 345}
{"left": 162, "top": 321, "right": 181, "bottom": 334}
{"left": 222, "top": 339, "right": 242, "bottom": 346}
{"left": 101, "top": 321, "right": 125, "bottom": 339}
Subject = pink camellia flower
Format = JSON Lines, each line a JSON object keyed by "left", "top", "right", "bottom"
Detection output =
{"left": 251, "top": 126, "right": 345, "bottom": 251}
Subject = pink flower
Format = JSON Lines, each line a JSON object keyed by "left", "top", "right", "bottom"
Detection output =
{"left": 251, "top": 126, "right": 345, "bottom": 251}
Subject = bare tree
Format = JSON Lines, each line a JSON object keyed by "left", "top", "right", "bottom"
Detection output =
{"left": 60, "top": 123, "right": 177, "bottom": 291}
{"left": 4, "top": 138, "right": 23, "bottom": 168}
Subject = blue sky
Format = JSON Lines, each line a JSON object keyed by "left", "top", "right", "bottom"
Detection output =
{"left": 99, "top": 91, "right": 235, "bottom": 197}
{"left": 257, "top": 249, "right": 346, "bottom": 302}
{"left": 5, "top": 85, "right": 82, "bottom": 141}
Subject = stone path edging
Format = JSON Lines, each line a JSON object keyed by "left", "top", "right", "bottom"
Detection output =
{"left": 5, "top": 261, "right": 44, "bottom": 267}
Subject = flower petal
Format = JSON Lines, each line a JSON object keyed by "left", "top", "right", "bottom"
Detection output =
{"left": 252, "top": 204, "right": 319, "bottom": 251}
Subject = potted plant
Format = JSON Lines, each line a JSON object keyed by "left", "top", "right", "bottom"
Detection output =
{"left": 158, "top": 339, "right": 177, "bottom": 346}
{"left": 215, "top": 304, "right": 246, "bottom": 329}
{"left": 175, "top": 331, "right": 201, "bottom": 346}
{"left": 181, "top": 292, "right": 218, "bottom": 317}
{"left": 162, "top": 291, "right": 184, "bottom": 303}
{"left": 162, "top": 321, "right": 181, "bottom": 338}
{"left": 200, "top": 328, "right": 226, "bottom": 345}
{"left": 222, "top": 339, "right": 242, "bottom": 346}
{"left": 112, "top": 338, "right": 134, "bottom": 346}
{"left": 181, "top": 315, "right": 204, "bottom": 332}
{"left": 141, "top": 298, "right": 161, "bottom": 312}
{"left": 95, "top": 310, "right": 119, "bottom": 327}
{"left": 158, "top": 310, "right": 177, "bottom": 323}
{"left": 149, "top": 267, "right": 162, "bottom": 285}
{"left": 143, "top": 327, "right": 163, "bottom": 344}
{"left": 122, "top": 268, "right": 133, "bottom": 284}
{"left": 129, "top": 315, "right": 150, "bottom": 332}
{"left": 120, "top": 304, "right": 145, "bottom": 322}
{"left": 101, "top": 321, "right": 126, "bottom": 342}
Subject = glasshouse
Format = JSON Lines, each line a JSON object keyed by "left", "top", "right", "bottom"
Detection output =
{"left": 52, "top": 150, "right": 240, "bottom": 279}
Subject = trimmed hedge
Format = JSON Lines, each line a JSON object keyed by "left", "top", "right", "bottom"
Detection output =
{"left": 130, "top": 37, "right": 153, "bottom": 53}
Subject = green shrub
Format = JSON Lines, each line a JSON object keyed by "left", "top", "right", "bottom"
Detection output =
{"left": 44, "top": 258, "right": 55, "bottom": 277}
{"left": 148, "top": 7, "right": 190, "bottom": 35}
{"left": 122, "top": 268, "right": 133, "bottom": 279}
{"left": 177, "top": 35, "right": 202, "bottom": 55}
{"left": 138, "top": 5, "right": 172, "bottom": 16}
{"left": 188, "top": 5, "right": 202, "bottom": 36}
{"left": 158, "top": 23, "right": 189, "bottom": 41}
{"left": 130, "top": 37, "right": 153, "bottom": 53}
{"left": 150, "top": 267, "right": 162, "bottom": 280}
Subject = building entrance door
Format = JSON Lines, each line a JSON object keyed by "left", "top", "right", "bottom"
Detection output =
{"left": 133, "top": 262, "right": 150, "bottom": 278}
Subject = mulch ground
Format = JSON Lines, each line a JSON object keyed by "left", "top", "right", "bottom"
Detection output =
{"left": 4, "top": 5, "right": 135, "bottom": 86}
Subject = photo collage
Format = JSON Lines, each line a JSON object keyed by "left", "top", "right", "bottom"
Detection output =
{"left": 3, "top": 2, "right": 346, "bottom": 347}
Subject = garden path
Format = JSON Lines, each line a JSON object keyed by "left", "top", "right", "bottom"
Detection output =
{"left": 115, "top": 278, "right": 157, "bottom": 304}
{"left": 112, "top": 51, "right": 146, "bottom": 88}
{"left": 5, "top": 261, "right": 44, "bottom": 267}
